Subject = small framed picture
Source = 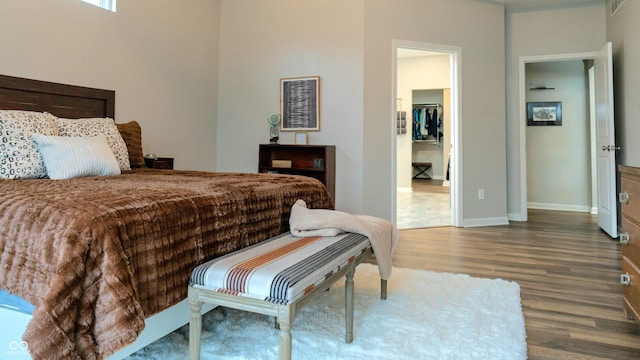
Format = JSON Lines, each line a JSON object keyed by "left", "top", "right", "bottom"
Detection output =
{"left": 295, "top": 131, "right": 308, "bottom": 144}
{"left": 527, "top": 101, "right": 562, "bottom": 126}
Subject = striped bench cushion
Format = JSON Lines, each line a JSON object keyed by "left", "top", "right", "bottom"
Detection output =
{"left": 190, "top": 232, "right": 371, "bottom": 305}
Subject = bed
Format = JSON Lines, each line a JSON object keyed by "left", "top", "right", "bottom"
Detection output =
{"left": 0, "top": 74, "right": 334, "bottom": 359}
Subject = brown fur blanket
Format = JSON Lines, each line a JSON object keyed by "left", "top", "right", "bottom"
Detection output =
{"left": 0, "top": 169, "right": 333, "bottom": 359}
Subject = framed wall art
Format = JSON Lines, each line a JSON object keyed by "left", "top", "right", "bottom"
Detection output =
{"left": 294, "top": 131, "right": 308, "bottom": 144}
{"left": 527, "top": 101, "right": 562, "bottom": 126}
{"left": 280, "top": 76, "right": 320, "bottom": 131}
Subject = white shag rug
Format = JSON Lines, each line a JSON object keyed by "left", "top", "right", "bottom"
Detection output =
{"left": 126, "top": 264, "right": 527, "bottom": 360}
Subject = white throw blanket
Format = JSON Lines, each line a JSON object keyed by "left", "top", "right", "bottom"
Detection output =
{"left": 289, "top": 199, "right": 399, "bottom": 279}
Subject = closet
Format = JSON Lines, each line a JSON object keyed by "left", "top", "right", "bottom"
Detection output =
{"left": 412, "top": 102, "right": 443, "bottom": 143}
{"left": 410, "top": 89, "right": 447, "bottom": 182}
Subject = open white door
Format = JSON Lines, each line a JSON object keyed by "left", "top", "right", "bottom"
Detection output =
{"left": 595, "top": 42, "right": 617, "bottom": 238}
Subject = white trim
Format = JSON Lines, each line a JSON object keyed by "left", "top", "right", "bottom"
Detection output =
{"left": 518, "top": 59, "right": 528, "bottom": 222}
{"left": 527, "top": 202, "right": 592, "bottom": 213}
{"left": 396, "top": 187, "right": 413, "bottom": 193}
{"left": 391, "top": 43, "right": 398, "bottom": 226}
{"left": 518, "top": 51, "right": 599, "bottom": 222}
{"left": 589, "top": 66, "right": 598, "bottom": 217}
{"left": 392, "top": 39, "right": 462, "bottom": 227}
{"left": 462, "top": 217, "right": 509, "bottom": 228}
{"left": 508, "top": 212, "right": 527, "bottom": 222}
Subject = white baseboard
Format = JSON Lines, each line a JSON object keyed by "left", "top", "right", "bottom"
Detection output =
{"left": 527, "top": 202, "right": 591, "bottom": 213}
{"left": 507, "top": 212, "right": 527, "bottom": 222}
{"left": 508, "top": 205, "right": 595, "bottom": 222}
{"left": 462, "top": 216, "right": 509, "bottom": 227}
{"left": 397, "top": 187, "right": 413, "bottom": 193}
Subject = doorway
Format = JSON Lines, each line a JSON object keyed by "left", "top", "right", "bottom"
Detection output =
{"left": 524, "top": 60, "right": 594, "bottom": 214}
{"left": 392, "top": 40, "right": 461, "bottom": 229}
{"left": 518, "top": 49, "right": 615, "bottom": 234}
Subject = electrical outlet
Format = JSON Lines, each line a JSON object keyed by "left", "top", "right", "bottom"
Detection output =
{"left": 478, "top": 189, "right": 485, "bottom": 200}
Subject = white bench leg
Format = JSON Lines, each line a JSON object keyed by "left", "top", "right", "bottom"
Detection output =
{"left": 345, "top": 267, "right": 355, "bottom": 344}
{"left": 277, "top": 306, "right": 294, "bottom": 360}
{"left": 188, "top": 288, "right": 204, "bottom": 360}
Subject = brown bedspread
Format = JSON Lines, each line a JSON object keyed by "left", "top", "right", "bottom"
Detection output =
{"left": 0, "top": 169, "right": 333, "bottom": 359}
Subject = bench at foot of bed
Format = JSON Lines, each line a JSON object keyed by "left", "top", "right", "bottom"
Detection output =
{"left": 187, "top": 232, "right": 387, "bottom": 360}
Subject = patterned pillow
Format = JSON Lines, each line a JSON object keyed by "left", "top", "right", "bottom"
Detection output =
{"left": 0, "top": 110, "right": 59, "bottom": 179}
{"left": 116, "top": 121, "right": 145, "bottom": 168}
{"left": 32, "top": 133, "right": 121, "bottom": 180}
{"left": 54, "top": 117, "right": 131, "bottom": 170}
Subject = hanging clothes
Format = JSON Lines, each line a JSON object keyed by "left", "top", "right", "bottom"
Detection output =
{"left": 412, "top": 108, "right": 421, "bottom": 141}
{"left": 412, "top": 103, "right": 441, "bottom": 141}
{"left": 429, "top": 107, "right": 438, "bottom": 138}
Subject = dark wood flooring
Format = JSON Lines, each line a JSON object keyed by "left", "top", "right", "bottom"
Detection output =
{"left": 378, "top": 209, "right": 640, "bottom": 359}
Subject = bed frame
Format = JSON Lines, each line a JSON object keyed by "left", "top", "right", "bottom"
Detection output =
{"left": 0, "top": 74, "right": 211, "bottom": 359}
{"left": 0, "top": 74, "right": 115, "bottom": 118}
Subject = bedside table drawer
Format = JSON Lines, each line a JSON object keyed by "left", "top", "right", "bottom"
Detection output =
{"left": 145, "top": 157, "right": 174, "bottom": 169}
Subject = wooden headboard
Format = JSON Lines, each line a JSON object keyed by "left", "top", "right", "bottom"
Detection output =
{"left": 0, "top": 74, "right": 115, "bottom": 119}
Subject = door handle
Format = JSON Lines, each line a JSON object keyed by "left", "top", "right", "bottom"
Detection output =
{"left": 602, "top": 145, "right": 621, "bottom": 151}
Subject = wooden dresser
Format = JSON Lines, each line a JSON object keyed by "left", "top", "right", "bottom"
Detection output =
{"left": 619, "top": 165, "right": 640, "bottom": 323}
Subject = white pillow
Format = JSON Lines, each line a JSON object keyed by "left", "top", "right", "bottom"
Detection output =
{"left": 32, "top": 133, "right": 121, "bottom": 180}
{"left": 54, "top": 117, "right": 131, "bottom": 171}
{"left": 0, "top": 110, "right": 59, "bottom": 179}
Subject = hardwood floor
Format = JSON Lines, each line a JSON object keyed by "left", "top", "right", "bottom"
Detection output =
{"left": 383, "top": 209, "right": 640, "bottom": 359}
{"left": 411, "top": 178, "right": 449, "bottom": 194}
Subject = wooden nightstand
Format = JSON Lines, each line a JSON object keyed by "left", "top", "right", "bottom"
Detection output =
{"left": 144, "top": 157, "right": 174, "bottom": 169}
{"left": 258, "top": 144, "right": 335, "bottom": 201}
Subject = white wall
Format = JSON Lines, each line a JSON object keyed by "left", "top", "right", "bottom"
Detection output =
{"left": 526, "top": 61, "right": 591, "bottom": 212}
{"left": 606, "top": 1, "right": 640, "bottom": 168}
{"left": 217, "top": 0, "right": 507, "bottom": 223}
{"left": 396, "top": 55, "right": 450, "bottom": 190}
{"left": 0, "top": 0, "right": 220, "bottom": 171}
{"left": 365, "top": 0, "right": 507, "bottom": 224}
{"left": 506, "top": 4, "right": 606, "bottom": 220}
{"left": 216, "top": 0, "right": 364, "bottom": 214}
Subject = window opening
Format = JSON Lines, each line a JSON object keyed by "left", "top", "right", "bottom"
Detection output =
{"left": 82, "top": 0, "right": 116, "bottom": 12}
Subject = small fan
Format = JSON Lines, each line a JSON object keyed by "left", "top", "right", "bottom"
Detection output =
{"left": 267, "top": 113, "right": 281, "bottom": 144}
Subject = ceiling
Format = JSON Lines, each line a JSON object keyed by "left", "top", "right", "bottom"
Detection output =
{"left": 475, "top": 0, "right": 605, "bottom": 10}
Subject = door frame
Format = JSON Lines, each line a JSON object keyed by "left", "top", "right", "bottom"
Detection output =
{"left": 391, "top": 39, "right": 462, "bottom": 227}
{"left": 518, "top": 51, "right": 599, "bottom": 221}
